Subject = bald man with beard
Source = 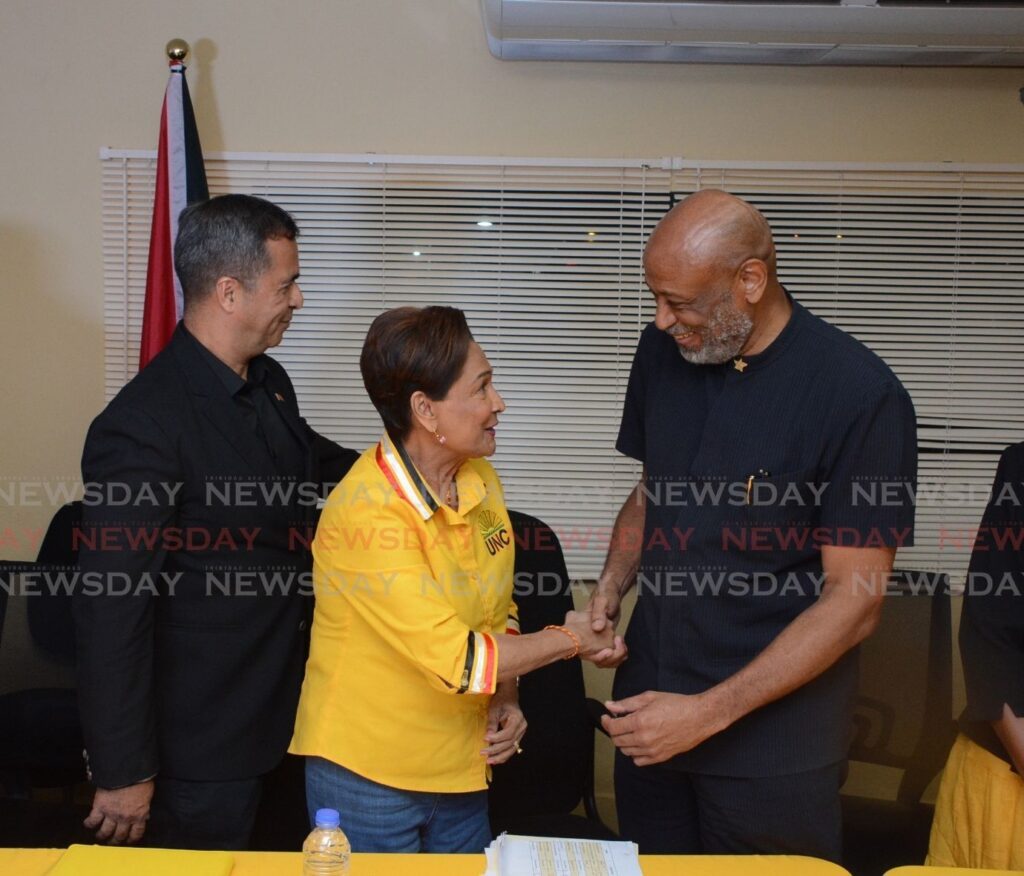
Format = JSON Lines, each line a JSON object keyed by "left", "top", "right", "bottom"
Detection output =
{"left": 588, "top": 190, "right": 917, "bottom": 861}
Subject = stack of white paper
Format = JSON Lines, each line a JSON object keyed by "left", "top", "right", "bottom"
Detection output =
{"left": 483, "top": 833, "right": 644, "bottom": 876}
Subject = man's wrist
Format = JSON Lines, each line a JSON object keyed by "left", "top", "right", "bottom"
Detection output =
{"left": 697, "top": 686, "right": 741, "bottom": 739}
{"left": 97, "top": 775, "right": 157, "bottom": 792}
{"left": 594, "top": 576, "right": 623, "bottom": 602}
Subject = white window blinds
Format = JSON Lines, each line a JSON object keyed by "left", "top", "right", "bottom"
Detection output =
{"left": 670, "top": 166, "right": 1024, "bottom": 586}
{"left": 100, "top": 152, "right": 1024, "bottom": 583}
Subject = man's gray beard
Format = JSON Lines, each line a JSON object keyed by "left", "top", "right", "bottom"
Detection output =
{"left": 677, "top": 298, "right": 754, "bottom": 365}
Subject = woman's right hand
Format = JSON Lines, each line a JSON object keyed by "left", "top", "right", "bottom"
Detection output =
{"left": 563, "top": 610, "right": 619, "bottom": 662}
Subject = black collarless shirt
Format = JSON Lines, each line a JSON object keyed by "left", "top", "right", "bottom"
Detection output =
{"left": 181, "top": 326, "right": 307, "bottom": 479}
{"left": 614, "top": 296, "right": 917, "bottom": 776}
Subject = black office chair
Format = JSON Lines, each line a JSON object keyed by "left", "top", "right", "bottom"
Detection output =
{"left": 0, "top": 502, "right": 90, "bottom": 847}
{"left": 487, "top": 510, "right": 616, "bottom": 840}
{"left": 0, "top": 501, "right": 84, "bottom": 786}
{"left": 840, "top": 569, "right": 956, "bottom": 876}
{"left": 27, "top": 501, "right": 80, "bottom": 663}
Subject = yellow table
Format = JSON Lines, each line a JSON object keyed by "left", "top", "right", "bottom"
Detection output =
{"left": 886, "top": 869, "right": 1023, "bottom": 876}
{"left": 1, "top": 848, "right": 851, "bottom": 875}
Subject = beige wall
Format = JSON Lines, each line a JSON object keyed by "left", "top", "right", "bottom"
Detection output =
{"left": 3, "top": 0, "right": 1023, "bottom": 557}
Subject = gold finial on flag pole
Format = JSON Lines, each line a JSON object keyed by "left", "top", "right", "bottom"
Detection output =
{"left": 165, "top": 39, "right": 190, "bottom": 63}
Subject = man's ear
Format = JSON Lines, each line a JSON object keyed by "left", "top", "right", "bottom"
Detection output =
{"left": 409, "top": 390, "right": 438, "bottom": 433}
{"left": 736, "top": 258, "right": 768, "bottom": 305}
{"left": 212, "top": 276, "right": 243, "bottom": 313}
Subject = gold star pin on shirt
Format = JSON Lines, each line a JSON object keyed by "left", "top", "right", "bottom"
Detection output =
{"left": 733, "top": 357, "right": 748, "bottom": 373}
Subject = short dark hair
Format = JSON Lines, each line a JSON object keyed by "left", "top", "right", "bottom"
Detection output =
{"left": 360, "top": 306, "right": 474, "bottom": 442}
{"left": 174, "top": 194, "right": 299, "bottom": 310}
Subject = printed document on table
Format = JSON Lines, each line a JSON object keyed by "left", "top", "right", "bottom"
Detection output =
{"left": 483, "top": 833, "right": 643, "bottom": 876}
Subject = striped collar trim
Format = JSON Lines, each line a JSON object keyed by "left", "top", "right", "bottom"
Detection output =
{"left": 376, "top": 433, "right": 439, "bottom": 521}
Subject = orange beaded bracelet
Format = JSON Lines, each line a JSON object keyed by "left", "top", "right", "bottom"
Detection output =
{"left": 544, "top": 624, "right": 581, "bottom": 660}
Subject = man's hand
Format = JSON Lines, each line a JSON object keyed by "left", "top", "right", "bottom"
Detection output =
{"left": 563, "top": 609, "right": 619, "bottom": 662}
{"left": 587, "top": 582, "right": 628, "bottom": 668}
{"left": 84, "top": 780, "right": 154, "bottom": 845}
{"left": 482, "top": 688, "right": 527, "bottom": 766}
{"left": 601, "top": 691, "right": 727, "bottom": 766}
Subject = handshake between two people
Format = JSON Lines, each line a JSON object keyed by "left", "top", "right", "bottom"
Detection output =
{"left": 580, "top": 581, "right": 733, "bottom": 768}
{"left": 575, "top": 582, "right": 719, "bottom": 768}
{"left": 552, "top": 582, "right": 629, "bottom": 667}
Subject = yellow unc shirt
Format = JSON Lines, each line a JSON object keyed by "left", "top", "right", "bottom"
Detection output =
{"left": 289, "top": 434, "right": 518, "bottom": 793}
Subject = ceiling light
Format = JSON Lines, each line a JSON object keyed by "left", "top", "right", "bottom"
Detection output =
{"left": 477, "top": 220, "right": 493, "bottom": 228}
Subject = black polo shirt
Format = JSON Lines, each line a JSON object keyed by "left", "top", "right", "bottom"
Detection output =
{"left": 614, "top": 296, "right": 917, "bottom": 777}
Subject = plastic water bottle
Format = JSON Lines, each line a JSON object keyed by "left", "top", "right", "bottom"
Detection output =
{"left": 302, "top": 808, "right": 351, "bottom": 875}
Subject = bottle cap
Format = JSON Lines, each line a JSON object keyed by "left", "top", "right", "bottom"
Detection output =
{"left": 314, "top": 808, "right": 341, "bottom": 828}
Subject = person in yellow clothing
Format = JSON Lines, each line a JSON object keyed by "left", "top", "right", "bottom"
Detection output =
{"left": 290, "top": 305, "right": 617, "bottom": 853}
{"left": 926, "top": 440, "right": 1024, "bottom": 870}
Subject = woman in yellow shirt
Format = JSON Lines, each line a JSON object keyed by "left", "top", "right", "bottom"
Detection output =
{"left": 926, "top": 441, "right": 1024, "bottom": 870}
{"left": 290, "top": 306, "right": 616, "bottom": 853}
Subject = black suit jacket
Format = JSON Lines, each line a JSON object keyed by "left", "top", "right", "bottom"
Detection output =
{"left": 73, "top": 325, "right": 357, "bottom": 787}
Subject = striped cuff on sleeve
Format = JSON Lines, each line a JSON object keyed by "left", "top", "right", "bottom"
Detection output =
{"left": 458, "top": 631, "right": 498, "bottom": 695}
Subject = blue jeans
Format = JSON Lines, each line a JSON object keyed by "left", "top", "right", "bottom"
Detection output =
{"left": 305, "top": 757, "right": 492, "bottom": 853}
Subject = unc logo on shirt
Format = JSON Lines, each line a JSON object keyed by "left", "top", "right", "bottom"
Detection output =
{"left": 479, "top": 510, "right": 511, "bottom": 556}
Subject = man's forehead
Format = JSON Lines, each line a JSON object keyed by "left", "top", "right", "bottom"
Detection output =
{"left": 643, "top": 242, "right": 707, "bottom": 280}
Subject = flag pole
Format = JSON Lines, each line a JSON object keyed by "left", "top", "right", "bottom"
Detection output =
{"left": 138, "top": 38, "right": 209, "bottom": 370}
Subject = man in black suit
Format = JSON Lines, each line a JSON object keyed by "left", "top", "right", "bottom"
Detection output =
{"left": 73, "top": 195, "right": 357, "bottom": 849}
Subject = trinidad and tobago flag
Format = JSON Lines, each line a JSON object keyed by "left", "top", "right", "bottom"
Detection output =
{"left": 138, "top": 57, "right": 208, "bottom": 369}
